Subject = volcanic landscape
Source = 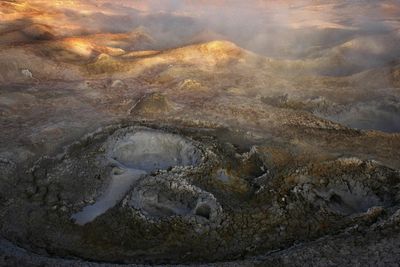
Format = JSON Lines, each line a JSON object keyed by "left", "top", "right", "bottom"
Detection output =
{"left": 1, "top": 0, "right": 400, "bottom": 266}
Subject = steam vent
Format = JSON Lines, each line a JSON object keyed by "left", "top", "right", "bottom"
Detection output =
{"left": 1, "top": 0, "right": 400, "bottom": 266}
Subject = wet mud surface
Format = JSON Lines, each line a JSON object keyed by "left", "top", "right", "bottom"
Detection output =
{"left": 1, "top": 122, "right": 400, "bottom": 266}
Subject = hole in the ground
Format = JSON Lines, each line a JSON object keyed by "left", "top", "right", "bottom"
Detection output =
{"left": 325, "top": 190, "right": 382, "bottom": 216}
{"left": 195, "top": 204, "right": 211, "bottom": 219}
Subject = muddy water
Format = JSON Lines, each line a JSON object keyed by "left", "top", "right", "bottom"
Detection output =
{"left": 71, "top": 129, "right": 202, "bottom": 225}
{"left": 72, "top": 168, "right": 147, "bottom": 225}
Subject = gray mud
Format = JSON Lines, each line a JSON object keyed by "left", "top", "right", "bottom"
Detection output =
{"left": 1, "top": 123, "right": 400, "bottom": 266}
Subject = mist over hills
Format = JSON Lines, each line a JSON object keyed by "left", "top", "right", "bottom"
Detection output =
{"left": 2, "top": 0, "right": 399, "bottom": 131}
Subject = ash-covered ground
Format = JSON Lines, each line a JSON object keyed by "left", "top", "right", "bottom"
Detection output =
{"left": 1, "top": 0, "right": 400, "bottom": 266}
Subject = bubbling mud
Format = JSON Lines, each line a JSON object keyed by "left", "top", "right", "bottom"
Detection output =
{"left": 2, "top": 124, "right": 400, "bottom": 266}
{"left": 106, "top": 129, "right": 201, "bottom": 172}
{"left": 72, "top": 128, "right": 202, "bottom": 225}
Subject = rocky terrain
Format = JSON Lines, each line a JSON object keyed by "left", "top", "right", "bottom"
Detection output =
{"left": 0, "top": 0, "right": 400, "bottom": 266}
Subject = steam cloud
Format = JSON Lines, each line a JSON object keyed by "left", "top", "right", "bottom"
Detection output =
{"left": 3, "top": 0, "right": 400, "bottom": 132}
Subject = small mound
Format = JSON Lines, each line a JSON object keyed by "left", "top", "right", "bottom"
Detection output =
{"left": 21, "top": 24, "right": 55, "bottom": 41}
{"left": 194, "top": 40, "right": 244, "bottom": 59}
{"left": 128, "top": 176, "right": 220, "bottom": 220}
{"left": 291, "top": 158, "right": 400, "bottom": 216}
{"left": 85, "top": 53, "right": 126, "bottom": 74}
{"left": 179, "top": 79, "right": 208, "bottom": 92}
{"left": 130, "top": 92, "right": 174, "bottom": 116}
{"left": 62, "top": 38, "right": 95, "bottom": 58}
